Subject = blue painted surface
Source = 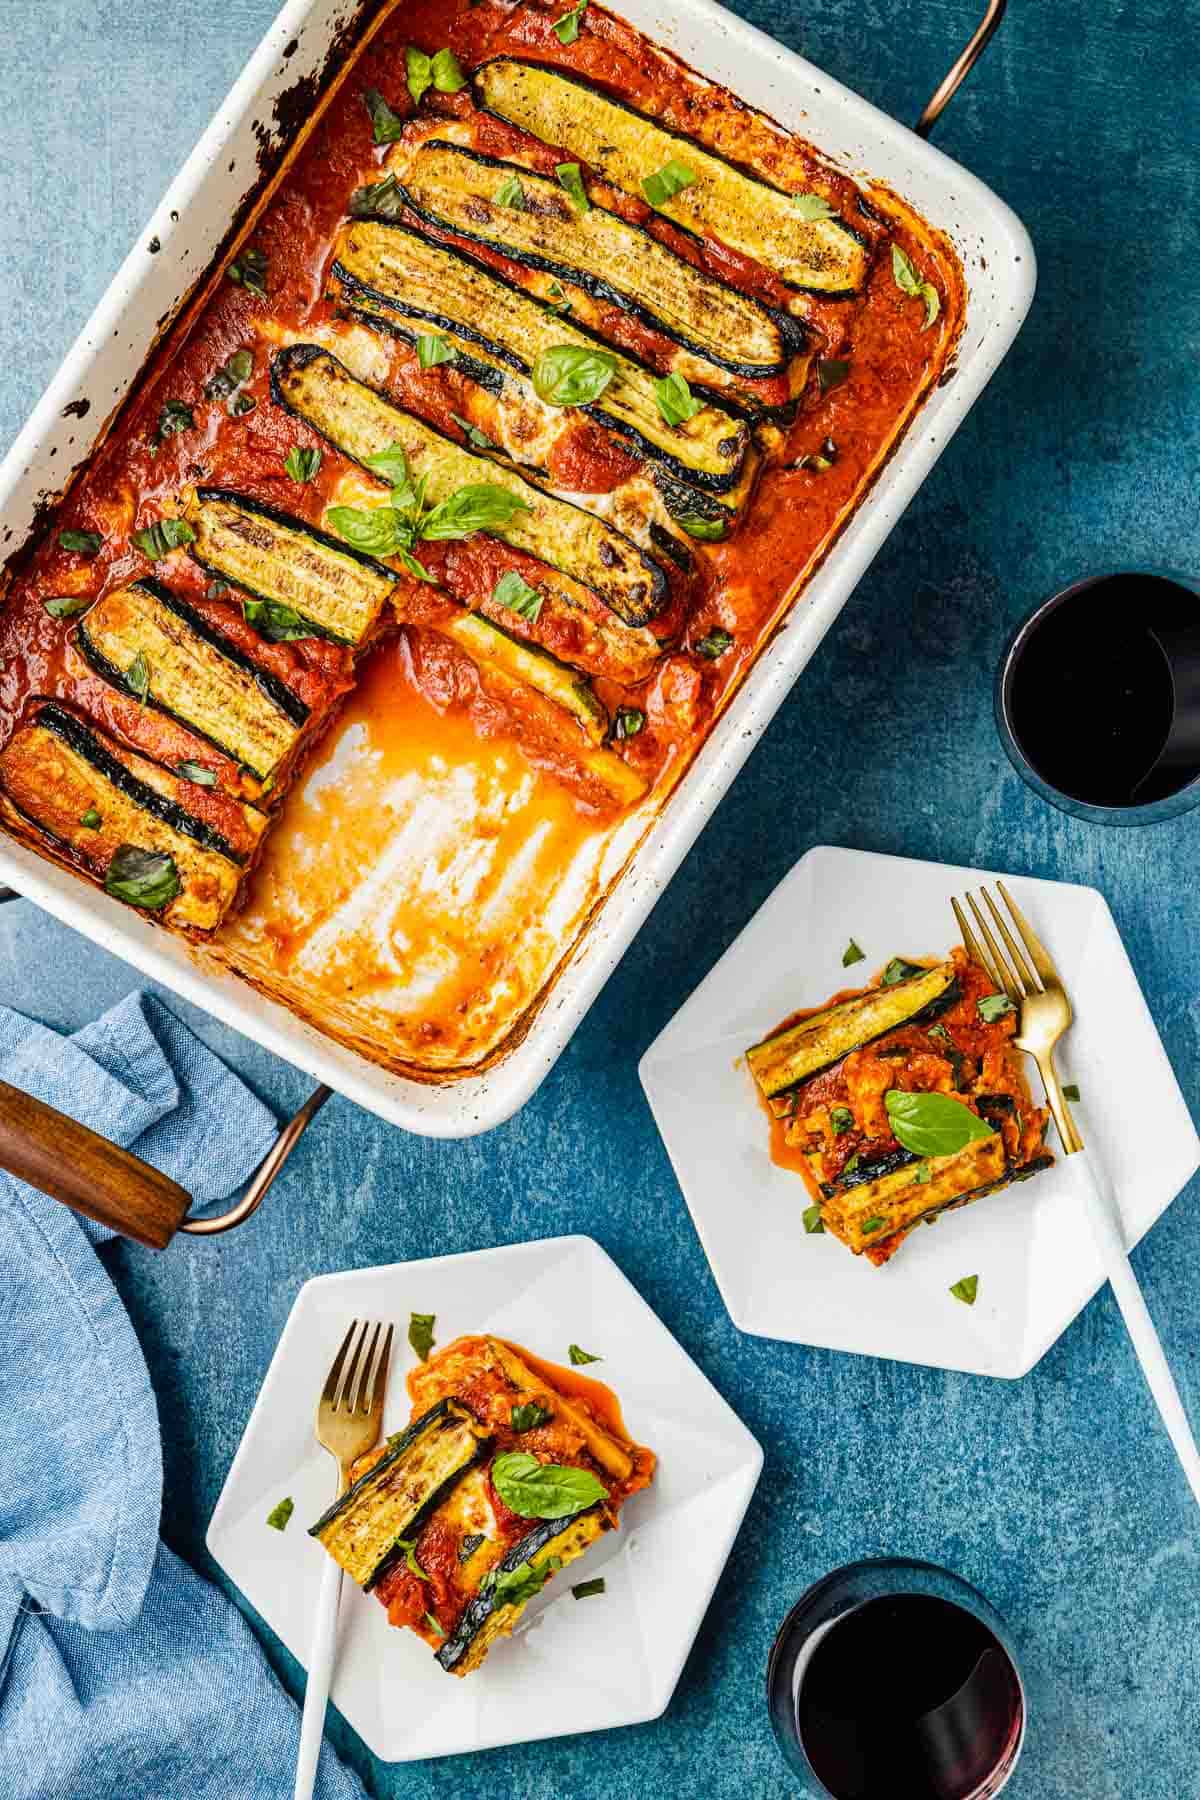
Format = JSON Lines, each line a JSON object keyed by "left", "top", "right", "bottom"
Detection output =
{"left": 1, "top": 1, "right": 1198, "bottom": 1795}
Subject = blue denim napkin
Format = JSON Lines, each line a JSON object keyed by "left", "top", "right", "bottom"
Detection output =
{"left": 0, "top": 992, "right": 364, "bottom": 1800}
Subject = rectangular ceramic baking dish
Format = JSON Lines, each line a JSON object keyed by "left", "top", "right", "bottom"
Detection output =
{"left": 0, "top": 0, "right": 1034, "bottom": 1152}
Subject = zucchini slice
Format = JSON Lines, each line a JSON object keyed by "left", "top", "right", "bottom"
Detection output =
{"left": 309, "top": 1399, "right": 488, "bottom": 1590}
{"left": 77, "top": 579, "right": 308, "bottom": 781}
{"left": 475, "top": 60, "right": 869, "bottom": 298}
{"left": 271, "top": 344, "right": 667, "bottom": 629}
{"left": 183, "top": 488, "right": 396, "bottom": 646}
{"left": 386, "top": 140, "right": 797, "bottom": 380}
{"left": 746, "top": 962, "right": 958, "bottom": 1098}
{"left": 436, "top": 1505, "right": 611, "bottom": 1676}
{"left": 332, "top": 219, "right": 751, "bottom": 492}
{"left": 0, "top": 701, "right": 264, "bottom": 933}
{"left": 821, "top": 1132, "right": 1006, "bottom": 1255}
{"left": 437, "top": 611, "right": 608, "bottom": 744}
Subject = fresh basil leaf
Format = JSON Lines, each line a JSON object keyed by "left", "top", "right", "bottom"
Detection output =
{"left": 481, "top": 1557, "right": 558, "bottom": 1608}
{"left": 325, "top": 502, "right": 406, "bottom": 556}
{"left": 694, "top": 626, "right": 733, "bottom": 657}
{"left": 493, "top": 173, "right": 526, "bottom": 210}
{"left": 409, "top": 1311, "right": 436, "bottom": 1361}
{"left": 914, "top": 1162, "right": 932, "bottom": 1185}
{"left": 397, "top": 1537, "right": 429, "bottom": 1580}
{"left": 285, "top": 445, "right": 322, "bottom": 483}
{"left": 977, "top": 993, "right": 1016, "bottom": 1023}
{"left": 949, "top": 1274, "right": 979, "bottom": 1306}
{"left": 242, "top": 598, "right": 317, "bottom": 643}
{"left": 79, "top": 807, "right": 102, "bottom": 830}
{"left": 830, "top": 1105, "right": 854, "bottom": 1135}
{"left": 150, "top": 398, "right": 195, "bottom": 449}
{"left": 532, "top": 344, "right": 616, "bottom": 407}
{"left": 432, "top": 47, "right": 467, "bottom": 93}
{"left": 1063, "top": 1083, "right": 1080, "bottom": 1102}
{"left": 613, "top": 707, "right": 644, "bottom": 740}
{"left": 842, "top": 1153, "right": 861, "bottom": 1177}
{"left": 568, "top": 1343, "right": 601, "bottom": 1365}
{"left": 552, "top": 0, "right": 587, "bottom": 43}
{"left": 491, "top": 1451, "right": 607, "bottom": 1520}
{"left": 676, "top": 513, "right": 727, "bottom": 542}
{"left": 349, "top": 174, "right": 408, "bottom": 220}
{"left": 654, "top": 372, "right": 703, "bottom": 427}
{"left": 802, "top": 1203, "right": 825, "bottom": 1235}
{"left": 421, "top": 483, "right": 529, "bottom": 540}
{"left": 816, "top": 358, "right": 850, "bottom": 393}
{"left": 177, "top": 760, "right": 217, "bottom": 787}
{"left": 450, "top": 412, "right": 494, "bottom": 450}
{"left": 132, "top": 518, "right": 195, "bottom": 561}
{"left": 572, "top": 1577, "right": 606, "bottom": 1599}
{"left": 125, "top": 652, "right": 150, "bottom": 702}
{"left": 861, "top": 1217, "right": 886, "bottom": 1235}
{"left": 416, "top": 332, "right": 456, "bottom": 370}
{"left": 556, "top": 162, "right": 590, "bottom": 214}
{"left": 423, "top": 1610, "right": 446, "bottom": 1637}
{"left": 363, "top": 86, "right": 406, "bottom": 143}
{"left": 406, "top": 46, "right": 433, "bottom": 106}
{"left": 891, "top": 243, "right": 940, "bottom": 330}
{"left": 642, "top": 158, "right": 696, "bottom": 208}
{"left": 396, "top": 544, "right": 437, "bottom": 584}
{"left": 493, "top": 569, "right": 543, "bottom": 621}
{"left": 266, "top": 1496, "right": 294, "bottom": 1531}
{"left": 842, "top": 938, "right": 866, "bottom": 967}
{"left": 205, "top": 349, "right": 253, "bottom": 398}
{"left": 104, "top": 845, "right": 181, "bottom": 911}
{"left": 226, "top": 245, "right": 268, "bottom": 295}
{"left": 885, "top": 1089, "right": 995, "bottom": 1159}
{"left": 791, "top": 191, "right": 835, "bottom": 220}
{"left": 511, "top": 1401, "right": 553, "bottom": 1432}
{"left": 881, "top": 957, "right": 924, "bottom": 986}
{"left": 458, "top": 1532, "right": 485, "bottom": 1563}
{"left": 364, "top": 442, "right": 414, "bottom": 488}
{"left": 58, "top": 529, "right": 102, "bottom": 556}
{"left": 43, "top": 592, "right": 92, "bottom": 619}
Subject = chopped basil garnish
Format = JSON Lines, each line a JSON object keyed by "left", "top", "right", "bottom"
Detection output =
{"left": 406, "top": 46, "right": 433, "bottom": 106}
{"left": 891, "top": 243, "right": 940, "bottom": 330}
{"left": 676, "top": 513, "right": 727, "bottom": 542}
{"left": 450, "top": 412, "right": 494, "bottom": 450}
{"left": 177, "top": 760, "right": 217, "bottom": 787}
{"left": 408, "top": 1311, "right": 436, "bottom": 1361}
{"left": 546, "top": 280, "right": 573, "bottom": 317}
{"left": 491, "top": 1451, "right": 607, "bottom": 1520}
{"left": 511, "top": 1401, "right": 552, "bottom": 1432}
{"left": 79, "top": 807, "right": 102, "bottom": 830}
{"left": 125, "top": 651, "right": 150, "bottom": 702}
{"left": 568, "top": 1343, "right": 601, "bottom": 1365}
{"left": 493, "top": 569, "right": 543, "bottom": 622}
{"left": 1063, "top": 1083, "right": 1080, "bottom": 1102}
{"left": 791, "top": 192, "right": 836, "bottom": 220}
{"left": 572, "top": 1578, "right": 606, "bottom": 1599}
{"left": 132, "top": 518, "right": 195, "bottom": 561}
{"left": 417, "top": 332, "right": 457, "bottom": 369}
{"left": 493, "top": 173, "right": 526, "bottom": 209}
{"left": 458, "top": 1532, "right": 485, "bottom": 1563}
{"left": 802, "top": 1203, "right": 826, "bottom": 1235}
{"left": 363, "top": 86, "right": 406, "bottom": 142}
{"left": 842, "top": 1153, "right": 861, "bottom": 1177}
{"left": 266, "top": 1496, "right": 294, "bottom": 1531}
{"left": 58, "top": 529, "right": 102, "bottom": 556}
{"left": 398, "top": 1537, "right": 429, "bottom": 1580}
{"left": 104, "top": 845, "right": 181, "bottom": 911}
{"left": 226, "top": 245, "right": 268, "bottom": 295}
{"left": 816, "top": 358, "right": 850, "bottom": 393}
{"left": 532, "top": 344, "right": 616, "bottom": 406}
{"left": 205, "top": 348, "right": 253, "bottom": 400}
{"left": 432, "top": 48, "right": 467, "bottom": 92}
{"left": 613, "top": 707, "right": 644, "bottom": 740}
{"left": 881, "top": 957, "right": 924, "bottom": 986}
{"left": 556, "top": 162, "right": 590, "bottom": 214}
{"left": 43, "top": 592, "right": 92, "bottom": 619}
{"left": 830, "top": 1106, "right": 854, "bottom": 1135}
{"left": 552, "top": 0, "right": 587, "bottom": 43}
{"left": 914, "top": 1162, "right": 932, "bottom": 1185}
{"left": 695, "top": 627, "right": 733, "bottom": 658}
{"left": 481, "top": 1558, "right": 558, "bottom": 1608}
{"left": 349, "top": 174, "right": 407, "bottom": 220}
{"left": 423, "top": 1610, "right": 447, "bottom": 1637}
{"left": 149, "top": 399, "right": 195, "bottom": 450}
{"left": 793, "top": 436, "right": 838, "bottom": 473}
{"left": 654, "top": 372, "right": 703, "bottom": 428}
{"left": 885, "top": 1089, "right": 995, "bottom": 1158}
{"left": 977, "top": 993, "right": 1016, "bottom": 1023}
{"left": 860, "top": 1217, "right": 886, "bottom": 1235}
{"left": 949, "top": 1274, "right": 979, "bottom": 1306}
{"left": 285, "top": 445, "right": 322, "bottom": 483}
{"left": 242, "top": 598, "right": 317, "bottom": 643}
{"left": 642, "top": 158, "right": 696, "bottom": 208}
{"left": 842, "top": 938, "right": 865, "bottom": 967}
{"left": 928, "top": 1023, "right": 954, "bottom": 1044}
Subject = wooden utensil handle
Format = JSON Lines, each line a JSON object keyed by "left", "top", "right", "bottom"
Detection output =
{"left": 0, "top": 1076, "right": 192, "bottom": 1248}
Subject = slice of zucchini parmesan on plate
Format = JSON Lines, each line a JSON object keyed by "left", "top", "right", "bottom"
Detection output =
{"left": 746, "top": 960, "right": 959, "bottom": 1098}
{"left": 474, "top": 59, "right": 870, "bottom": 298}
{"left": 822, "top": 1133, "right": 1011, "bottom": 1260}
{"left": 182, "top": 488, "right": 397, "bottom": 646}
{"left": 76, "top": 578, "right": 309, "bottom": 783}
{"left": 384, "top": 140, "right": 803, "bottom": 384}
{"left": 0, "top": 699, "right": 265, "bottom": 933}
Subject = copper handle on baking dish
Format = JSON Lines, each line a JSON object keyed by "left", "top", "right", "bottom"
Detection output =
{"left": 0, "top": 1074, "right": 332, "bottom": 1249}
{"left": 916, "top": 0, "right": 1007, "bottom": 135}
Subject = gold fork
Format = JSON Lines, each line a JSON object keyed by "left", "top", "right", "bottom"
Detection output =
{"left": 294, "top": 1319, "right": 394, "bottom": 1800}
{"left": 953, "top": 881, "right": 1200, "bottom": 1507}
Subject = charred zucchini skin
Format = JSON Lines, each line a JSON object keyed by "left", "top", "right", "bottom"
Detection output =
{"left": 435, "top": 1506, "right": 607, "bottom": 1675}
{"left": 386, "top": 140, "right": 802, "bottom": 380}
{"left": 36, "top": 700, "right": 245, "bottom": 865}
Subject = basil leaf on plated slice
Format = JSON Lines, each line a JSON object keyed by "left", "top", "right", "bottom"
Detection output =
{"left": 432, "top": 48, "right": 467, "bottom": 93}
{"left": 891, "top": 243, "right": 940, "bottom": 330}
{"left": 125, "top": 651, "right": 150, "bottom": 703}
{"left": 177, "top": 760, "right": 217, "bottom": 787}
{"left": 43, "top": 593, "right": 93, "bottom": 619}
{"left": 409, "top": 1311, "right": 436, "bottom": 1361}
{"left": 842, "top": 938, "right": 866, "bottom": 967}
{"left": 1063, "top": 1083, "right": 1080, "bottom": 1102}
{"left": 493, "top": 173, "right": 526, "bottom": 210}
{"left": 913, "top": 1162, "right": 932, "bottom": 1185}
{"left": 424, "top": 1610, "right": 447, "bottom": 1637}
{"left": 572, "top": 1577, "right": 606, "bottom": 1599}
{"left": 398, "top": 1537, "right": 429, "bottom": 1580}
{"left": 421, "top": 484, "right": 529, "bottom": 540}
{"left": 642, "top": 158, "right": 696, "bottom": 208}
{"left": 556, "top": 162, "right": 590, "bottom": 214}
{"left": 885, "top": 1089, "right": 995, "bottom": 1159}
{"left": 511, "top": 1401, "right": 553, "bottom": 1432}
{"left": 949, "top": 1274, "right": 979, "bottom": 1306}
{"left": 493, "top": 569, "right": 543, "bottom": 622}
{"left": 830, "top": 1106, "right": 854, "bottom": 1135}
{"left": 552, "top": 0, "right": 587, "bottom": 43}
{"left": 791, "top": 192, "right": 835, "bottom": 220}
{"left": 363, "top": 86, "right": 406, "bottom": 143}
{"left": 490, "top": 1450, "right": 607, "bottom": 1519}
{"left": 58, "top": 529, "right": 102, "bottom": 556}
{"left": 816, "top": 358, "right": 850, "bottom": 393}
{"left": 80, "top": 807, "right": 102, "bottom": 830}
{"left": 546, "top": 280, "right": 573, "bottom": 318}
{"left": 450, "top": 412, "right": 494, "bottom": 450}
{"left": 417, "top": 332, "right": 457, "bottom": 369}
{"left": 677, "top": 513, "right": 727, "bottom": 542}
{"left": 694, "top": 626, "right": 733, "bottom": 656}
{"left": 654, "top": 372, "right": 703, "bottom": 427}
{"left": 881, "top": 956, "right": 925, "bottom": 986}
{"left": 285, "top": 445, "right": 322, "bottom": 483}
{"left": 104, "top": 846, "right": 181, "bottom": 911}
{"left": 802, "top": 1203, "right": 825, "bottom": 1235}
{"left": 977, "top": 993, "right": 1017, "bottom": 1023}
{"left": 266, "top": 1496, "right": 294, "bottom": 1531}
{"left": 532, "top": 344, "right": 617, "bottom": 407}
{"left": 133, "top": 518, "right": 195, "bottom": 562}
{"left": 242, "top": 597, "right": 318, "bottom": 643}
{"left": 613, "top": 707, "right": 644, "bottom": 740}
{"left": 406, "top": 46, "right": 433, "bottom": 106}
{"left": 860, "top": 1216, "right": 886, "bottom": 1235}
{"left": 481, "top": 1557, "right": 558, "bottom": 1607}
{"left": 568, "top": 1343, "right": 601, "bottom": 1365}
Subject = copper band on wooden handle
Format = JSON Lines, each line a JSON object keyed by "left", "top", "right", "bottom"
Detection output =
{"left": 0, "top": 1076, "right": 192, "bottom": 1248}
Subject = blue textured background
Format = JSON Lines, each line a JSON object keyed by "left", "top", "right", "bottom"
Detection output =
{"left": 2, "top": 1, "right": 1198, "bottom": 1795}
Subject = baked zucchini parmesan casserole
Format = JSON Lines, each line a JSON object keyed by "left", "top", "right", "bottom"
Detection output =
{"left": 0, "top": 0, "right": 963, "bottom": 1075}
{"left": 310, "top": 1334, "right": 654, "bottom": 1673}
{"left": 747, "top": 949, "right": 1053, "bottom": 1264}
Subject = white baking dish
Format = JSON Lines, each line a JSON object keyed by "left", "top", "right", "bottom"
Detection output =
{"left": 0, "top": 0, "right": 1034, "bottom": 1139}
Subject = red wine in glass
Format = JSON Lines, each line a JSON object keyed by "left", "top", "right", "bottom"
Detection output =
{"left": 768, "top": 1561, "right": 1025, "bottom": 1800}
